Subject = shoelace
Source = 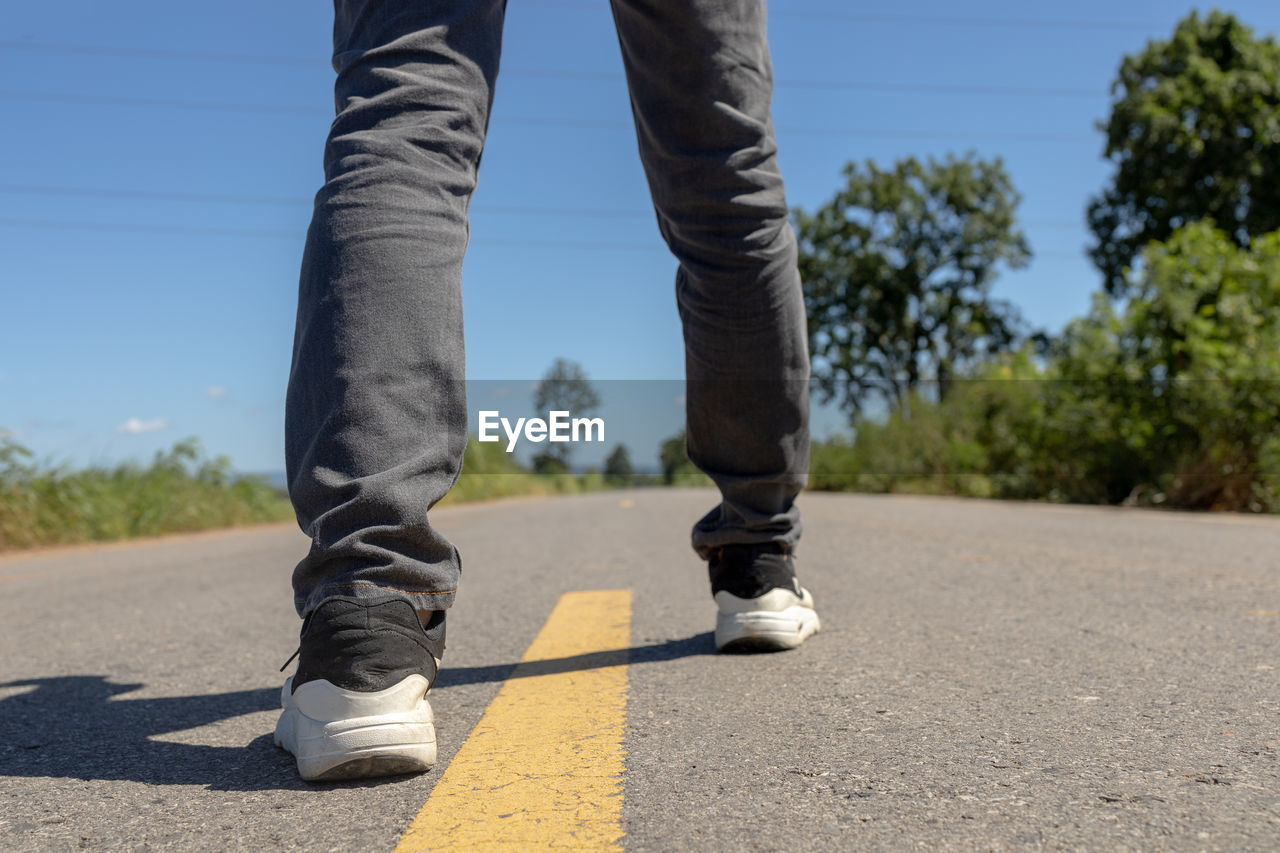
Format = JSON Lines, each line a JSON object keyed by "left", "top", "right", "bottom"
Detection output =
{"left": 279, "top": 647, "right": 300, "bottom": 673}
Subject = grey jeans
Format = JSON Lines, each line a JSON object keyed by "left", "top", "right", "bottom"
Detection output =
{"left": 286, "top": 0, "right": 810, "bottom": 617}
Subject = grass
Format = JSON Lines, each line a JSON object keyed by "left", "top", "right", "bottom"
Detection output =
{"left": 438, "top": 439, "right": 609, "bottom": 505}
{"left": 0, "top": 435, "right": 627, "bottom": 553}
{"left": 0, "top": 437, "right": 295, "bottom": 552}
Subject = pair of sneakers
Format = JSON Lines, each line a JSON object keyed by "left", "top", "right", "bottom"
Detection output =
{"left": 275, "top": 543, "right": 819, "bottom": 781}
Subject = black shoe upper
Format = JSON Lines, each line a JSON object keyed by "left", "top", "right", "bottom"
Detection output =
{"left": 292, "top": 599, "right": 444, "bottom": 693}
{"left": 708, "top": 543, "right": 799, "bottom": 599}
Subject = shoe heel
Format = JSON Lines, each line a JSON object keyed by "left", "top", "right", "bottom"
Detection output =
{"left": 287, "top": 715, "right": 437, "bottom": 781}
{"left": 276, "top": 675, "right": 437, "bottom": 781}
{"left": 715, "top": 608, "right": 821, "bottom": 652}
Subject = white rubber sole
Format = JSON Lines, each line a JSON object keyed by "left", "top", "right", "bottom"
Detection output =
{"left": 274, "top": 674, "right": 436, "bottom": 782}
{"left": 715, "top": 587, "right": 821, "bottom": 652}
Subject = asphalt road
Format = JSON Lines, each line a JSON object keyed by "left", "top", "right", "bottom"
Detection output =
{"left": 1, "top": 490, "right": 1278, "bottom": 851}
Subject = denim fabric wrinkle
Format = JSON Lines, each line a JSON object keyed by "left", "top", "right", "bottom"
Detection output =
{"left": 287, "top": 0, "right": 811, "bottom": 615}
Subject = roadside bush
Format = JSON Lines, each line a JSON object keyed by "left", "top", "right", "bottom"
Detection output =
{"left": 1048, "top": 224, "right": 1280, "bottom": 509}
{"left": 0, "top": 436, "right": 293, "bottom": 552}
{"left": 809, "top": 224, "right": 1280, "bottom": 512}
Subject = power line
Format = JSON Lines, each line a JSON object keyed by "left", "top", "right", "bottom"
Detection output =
{"left": 0, "top": 183, "right": 658, "bottom": 218}
{"left": 0, "top": 42, "right": 1106, "bottom": 99}
{"left": 0, "top": 216, "right": 662, "bottom": 249}
{"left": 0, "top": 216, "right": 1090, "bottom": 254}
{"left": 505, "top": 73, "right": 1103, "bottom": 98}
{"left": 0, "top": 40, "right": 319, "bottom": 67}
{"left": 769, "top": 10, "right": 1156, "bottom": 31}
{"left": 779, "top": 127, "right": 1092, "bottom": 142}
{"left": 0, "top": 91, "right": 1098, "bottom": 140}
{"left": 0, "top": 217, "right": 299, "bottom": 240}
{"left": 0, "top": 5, "right": 1162, "bottom": 67}
{"left": 0, "top": 183, "right": 1085, "bottom": 228}
{"left": 0, "top": 87, "right": 460, "bottom": 117}
{"left": 796, "top": 80, "right": 1098, "bottom": 97}
{"left": 524, "top": 2, "right": 1159, "bottom": 31}
{"left": 0, "top": 90, "right": 320, "bottom": 117}
{"left": 0, "top": 181, "right": 656, "bottom": 218}
{"left": 0, "top": 183, "right": 305, "bottom": 207}
{"left": 473, "top": 203, "right": 649, "bottom": 220}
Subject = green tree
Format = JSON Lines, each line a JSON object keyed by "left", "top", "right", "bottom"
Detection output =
{"left": 795, "top": 154, "right": 1031, "bottom": 415}
{"left": 1052, "top": 222, "right": 1280, "bottom": 508}
{"left": 1088, "top": 11, "right": 1280, "bottom": 297}
{"left": 659, "top": 430, "right": 687, "bottom": 485}
{"left": 657, "top": 429, "right": 708, "bottom": 486}
{"left": 533, "top": 358, "right": 601, "bottom": 468}
{"left": 530, "top": 453, "right": 570, "bottom": 476}
{"left": 603, "top": 444, "right": 634, "bottom": 486}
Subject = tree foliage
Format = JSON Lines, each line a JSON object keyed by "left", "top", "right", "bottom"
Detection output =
{"left": 795, "top": 154, "right": 1031, "bottom": 415}
{"left": 534, "top": 358, "right": 601, "bottom": 414}
{"left": 603, "top": 444, "right": 634, "bottom": 486}
{"left": 533, "top": 358, "right": 600, "bottom": 467}
{"left": 659, "top": 430, "right": 688, "bottom": 485}
{"left": 1052, "top": 222, "right": 1280, "bottom": 508}
{"left": 1088, "top": 11, "right": 1280, "bottom": 297}
{"left": 657, "top": 429, "right": 708, "bottom": 486}
{"left": 811, "top": 223, "right": 1280, "bottom": 511}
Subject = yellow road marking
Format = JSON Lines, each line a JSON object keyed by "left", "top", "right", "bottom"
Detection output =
{"left": 395, "top": 589, "right": 631, "bottom": 852}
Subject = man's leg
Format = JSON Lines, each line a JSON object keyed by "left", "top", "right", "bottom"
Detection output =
{"left": 279, "top": 0, "right": 506, "bottom": 781}
{"left": 610, "top": 0, "right": 817, "bottom": 651}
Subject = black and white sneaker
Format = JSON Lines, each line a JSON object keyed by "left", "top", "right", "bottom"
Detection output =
{"left": 275, "top": 599, "right": 443, "bottom": 782}
{"left": 709, "top": 543, "right": 820, "bottom": 652}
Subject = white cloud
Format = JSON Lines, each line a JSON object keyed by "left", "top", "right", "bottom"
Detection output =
{"left": 117, "top": 417, "right": 169, "bottom": 435}
{"left": 205, "top": 386, "right": 228, "bottom": 399}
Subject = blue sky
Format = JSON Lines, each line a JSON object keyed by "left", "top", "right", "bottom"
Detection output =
{"left": 3, "top": 1, "right": 1279, "bottom": 474}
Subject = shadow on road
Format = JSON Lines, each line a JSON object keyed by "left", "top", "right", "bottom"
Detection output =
{"left": 436, "top": 631, "right": 716, "bottom": 688}
{"left": 0, "top": 676, "right": 303, "bottom": 791}
{"left": 0, "top": 633, "right": 713, "bottom": 790}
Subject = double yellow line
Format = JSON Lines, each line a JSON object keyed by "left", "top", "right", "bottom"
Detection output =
{"left": 396, "top": 590, "right": 632, "bottom": 852}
